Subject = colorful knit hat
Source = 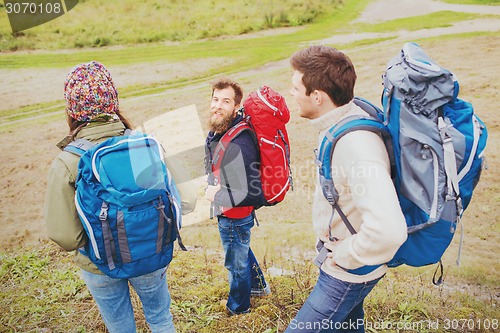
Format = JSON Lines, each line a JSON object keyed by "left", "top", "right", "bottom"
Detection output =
{"left": 64, "top": 61, "right": 119, "bottom": 122}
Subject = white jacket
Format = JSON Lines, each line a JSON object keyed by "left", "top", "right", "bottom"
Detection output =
{"left": 310, "top": 101, "right": 407, "bottom": 283}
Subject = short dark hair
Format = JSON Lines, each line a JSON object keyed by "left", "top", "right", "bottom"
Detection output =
{"left": 211, "top": 77, "right": 244, "bottom": 105}
{"left": 290, "top": 45, "right": 356, "bottom": 106}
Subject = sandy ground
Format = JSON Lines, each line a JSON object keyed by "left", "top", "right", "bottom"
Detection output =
{"left": 0, "top": 0, "right": 499, "bottom": 248}
{"left": 2, "top": 0, "right": 499, "bottom": 113}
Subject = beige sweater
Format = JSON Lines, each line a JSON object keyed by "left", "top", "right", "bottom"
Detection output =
{"left": 310, "top": 101, "right": 407, "bottom": 283}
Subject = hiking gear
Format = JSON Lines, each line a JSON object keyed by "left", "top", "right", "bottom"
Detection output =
{"left": 209, "top": 121, "right": 256, "bottom": 219}
{"left": 64, "top": 61, "right": 119, "bottom": 122}
{"left": 243, "top": 86, "right": 292, "bottom": 205}
{"left": 47, "top": 122, "right": 127, "bottom": 275}
{"left": 65, "top": 132, "right": 185, "bottom": 278}
{"left": 207, "top": 86, "right": 292, "bottom": 219}
{"left": 382, "top": 42, "right": 487, "bottom": 272}
{"left": 316, "top": 42, "right": 487, "bottom": 283}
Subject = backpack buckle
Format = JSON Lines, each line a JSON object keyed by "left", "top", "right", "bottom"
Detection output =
{"left": 155, "top": 197, "right": 165, "bottom": 210}
{"left": 99, "top": 202, "right": 108, "bottom": 221}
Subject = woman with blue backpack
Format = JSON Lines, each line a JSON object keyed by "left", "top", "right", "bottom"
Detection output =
{"left": 45, "top": 61, "right": 196, "bottom": 333}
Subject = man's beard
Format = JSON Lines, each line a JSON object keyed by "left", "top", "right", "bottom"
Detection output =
{"left": 208, "top": 112, "right": 235, "bottom": 133}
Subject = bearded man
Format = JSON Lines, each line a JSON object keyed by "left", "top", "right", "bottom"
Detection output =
{"left": 204, "top": 77, "right": 270, "bottom": 316}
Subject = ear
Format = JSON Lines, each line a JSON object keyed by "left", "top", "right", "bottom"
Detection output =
{"left": 233, "top": 103, "right": 241, "bottom": 113}
{"left": 312, "top": 90, "right": 336, "bottom": 112}
{"left": 311, "top": 90, "right": 323, "bottom": 106}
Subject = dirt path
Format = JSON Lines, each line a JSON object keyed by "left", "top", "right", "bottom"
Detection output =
{"left": 356, "top": 0, "right": 500, "bottom": 23}
{"left": 0, "top": 0, "right": 499, "bottom": 247}
{"left": 1, "top": 0, "right": 499, "bottom": 115}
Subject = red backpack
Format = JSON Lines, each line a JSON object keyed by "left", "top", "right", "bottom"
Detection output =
{"left": 212, "top": 86, "right": 292, "bottom": 216}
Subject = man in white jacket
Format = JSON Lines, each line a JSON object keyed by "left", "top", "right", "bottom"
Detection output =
{"left": 285, "top": 45, "right": 407, "bottom": 333}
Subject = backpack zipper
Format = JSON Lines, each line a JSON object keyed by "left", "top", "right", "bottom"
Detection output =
{"left": 75, "top": 196, "right": 101, "bottom": 260}
{"left": 91, "top": 136, "right": 163, "bottom": 182}
{"left": 457, "top": 115, "right": 482, "bottom": 181}
{"left": 256, "top": 88, "right": 281, "bottom": 115}
{"left": 260, "top": 137, "right": 290, "bottom": 201}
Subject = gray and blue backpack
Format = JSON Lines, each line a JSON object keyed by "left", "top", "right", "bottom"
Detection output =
{"left": 316, "top": 42, "right": 488, "bottom": 283}
{"left": 65, "top": 132, "right": 185, "bottom": 278}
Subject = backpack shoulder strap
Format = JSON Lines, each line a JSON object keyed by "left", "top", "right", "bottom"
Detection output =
{"left": 317, "top": 115, "right": 389, "bottom": 204}
{"left": 212, "top": 121, "right": 253, "bottom": 171}
{"left": 316, "top": 115, "right": 389, "bottom": 235}
{"left": 63, "top": 138, "right": 95, "bottom": 156}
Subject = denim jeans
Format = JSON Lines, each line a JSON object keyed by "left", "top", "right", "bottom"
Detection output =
{"left": 285, "top": 269, "right": 383, "bottom": 333}
{"left": 218, "top": 214, "right": 268, "bottom": 314}
{"left": 81, "top": 267, "right": 175, "bottom": 333}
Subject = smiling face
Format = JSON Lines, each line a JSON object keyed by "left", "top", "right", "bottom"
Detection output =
{"left": 209, "top": 87, "right": 239, "bottom": 133}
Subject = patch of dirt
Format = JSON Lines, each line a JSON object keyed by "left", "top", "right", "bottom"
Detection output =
{"left": 0, "top": 0, "right": 499, "bottom": 251}
{"left": 355, "top": 0, "right": 500, "bottom": 23}
{"left": 0, "top": 58, "right": 234, "bottom": 112}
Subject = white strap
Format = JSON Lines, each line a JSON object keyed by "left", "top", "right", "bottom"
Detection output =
{"left": 256, "top": 88, "right": 280, "bottom": 114}
{"left": 457, "top": 116, "right": 481, "bottom": 181}
{"left": 456, "top": 215, "right": 464, "bottom": 267}
{"left": 438, "top": 117, "right": 460, "bottom": 200}
{"left": 75, "top": 195, "right": 101, "bottom": 259}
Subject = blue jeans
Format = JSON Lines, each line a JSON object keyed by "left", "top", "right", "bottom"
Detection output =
{"left": 285, "top": 270, "right": 383, "bottom": 333}
{"left": 81, "top": 267, "right": 175, "bottom": 333}
{"left": 218, "top": 214, "right": 268, "bottom": 314}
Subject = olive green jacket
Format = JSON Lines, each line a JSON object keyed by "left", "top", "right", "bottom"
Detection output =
{"left": 45, "top": 121, "right": 197, "bottom": 274}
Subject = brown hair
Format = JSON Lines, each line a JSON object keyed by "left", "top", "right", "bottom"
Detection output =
{"left": 211, "top": 77, "right": 244, "bottom": 105}
{"left": 290, "top": 45, "right": 356, "bottom": 106}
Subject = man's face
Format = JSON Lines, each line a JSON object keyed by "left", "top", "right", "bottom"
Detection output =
{"left": 290, "top": 70, "right": 317, "bottom": 120}
{"left": 209, "top": 87, "right": 239, "bottom": 133}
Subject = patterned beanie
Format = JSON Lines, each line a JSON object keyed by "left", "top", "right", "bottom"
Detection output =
{"left": 64, "top": 61, "right": 119, "bottom": 122}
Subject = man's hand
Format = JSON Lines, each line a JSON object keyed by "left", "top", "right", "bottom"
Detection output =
{"left": 324, "top": 241, "right": 338, "bottom": 267}
{"left": 205, "top": 184, "right": 221, "bottom": 202}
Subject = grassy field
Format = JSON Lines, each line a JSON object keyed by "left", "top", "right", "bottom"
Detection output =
{"left": 0, "top": 0, "right": 499, "bottom": 332}
{"left": 0, "top": 0, "right": 341, "bottom": 51}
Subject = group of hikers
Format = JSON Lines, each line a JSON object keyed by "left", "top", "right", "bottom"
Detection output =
{"left": 45, "top": 42, "right": 483, "bottom": 333}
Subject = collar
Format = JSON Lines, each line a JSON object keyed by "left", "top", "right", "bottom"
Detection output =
{"left": 56, "top": 121, "right": 126, "bottom": 150}
{"left": 309, "top": 100, "right": 365, "bottom": 132}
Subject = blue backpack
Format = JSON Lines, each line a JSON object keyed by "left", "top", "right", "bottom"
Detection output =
{"left": 317, "top": 42, "right": 487, "bottom": 283}
{"left": 65, "top": 132, "right": 186, "bottom": 278}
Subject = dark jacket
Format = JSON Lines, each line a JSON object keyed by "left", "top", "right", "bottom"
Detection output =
{"left": 205, "top": 114, "right": 266, "bottom": 216}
